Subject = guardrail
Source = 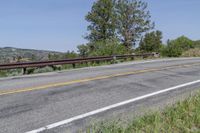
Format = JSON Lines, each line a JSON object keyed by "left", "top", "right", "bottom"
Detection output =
{"left": 0, "top": 53, "right": 155, "bottom": 74}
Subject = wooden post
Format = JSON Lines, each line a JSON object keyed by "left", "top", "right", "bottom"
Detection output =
{"left": 23, "top": 68, "right": 26, "bottom": 75}
{"left": 72, "top": 63, "right": 76, "bottom": 68}
{"left": 131, "top": 56, "right": 135, "bottom": 60}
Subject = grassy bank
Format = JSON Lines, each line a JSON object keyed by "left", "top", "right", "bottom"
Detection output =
{"left": 88, "top": 92, "right": 200, "bottom": 133}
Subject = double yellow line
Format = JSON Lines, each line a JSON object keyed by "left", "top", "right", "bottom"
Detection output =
{"left": 0, "top": 62, "right": 199, "bottom": 96}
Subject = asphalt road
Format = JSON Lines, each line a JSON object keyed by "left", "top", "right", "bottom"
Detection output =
{"left": 1, "top": 58, "right": 200, "bottom": 133}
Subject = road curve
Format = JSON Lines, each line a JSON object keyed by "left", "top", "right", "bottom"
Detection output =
{"left": 0, "top": 58, "right": 200, "bottom": 133}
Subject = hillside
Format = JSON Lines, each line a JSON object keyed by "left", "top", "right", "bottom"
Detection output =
{"left": 0, "top": 47, "right": 63, "bottom": 63}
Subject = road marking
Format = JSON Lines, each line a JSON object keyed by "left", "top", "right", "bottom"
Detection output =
{"left": 0, "top": 62, "right": 200, "bottom": 96}
{"left": 26, "top": 79, "right": 200, "bottom": 133}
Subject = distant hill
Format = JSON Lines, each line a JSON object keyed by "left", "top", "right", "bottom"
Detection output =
{"left": 0, "top": 47, "right": 64, "bottom": 63}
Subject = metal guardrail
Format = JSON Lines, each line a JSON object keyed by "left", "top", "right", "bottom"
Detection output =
{"left": 0, "top": 53, "right": 155, "bottom": 73}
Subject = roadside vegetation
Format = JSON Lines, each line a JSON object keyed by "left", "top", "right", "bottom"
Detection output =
{"left": 87, "top": 92, "right": 200, "bottom": 133}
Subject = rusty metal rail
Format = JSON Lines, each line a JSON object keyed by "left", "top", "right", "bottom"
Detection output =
{"left": 0, "top": 53, "right": 154, "bottom": 73}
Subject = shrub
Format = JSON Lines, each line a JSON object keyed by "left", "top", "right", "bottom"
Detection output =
{"left": 161, "top": 44, "right": 182, "bottom": 57}
{"left": 77, "top": 39, "right": 127, "bottom": 57}
{"left": 0, "top": 70, "right": 7, "bottom": 77}
{"left": 161, "top": 36, "right": 195, "bottom": 57}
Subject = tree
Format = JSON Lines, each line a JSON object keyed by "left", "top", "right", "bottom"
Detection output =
{"left": 48, "top": 53, "right": 62, "bottom": 60}
{"left": 77, "top": 44, "right": 90, "bottom": 57}
{"left": 85, "top": 0, "right": 116, "bottom": 43}
{"left": 77, "top": 39, "right": 127, "bottom": 57}
{"left": 115, "top": 0, "right": 154, "bottom": 50}
{"left": 161, "top": 43, "right": 182, "bottom": 57}
{"left": 87, "top": 39, "right": 127, "bottom": 56}
{"left": 139, "top": 30, "right": 162, "bottom": 52}
{"left": 169, "top": 36, "right": 194, "bottom": 51}
{"left": 161, "top": 36, "right": 194, "bottom": 57}
{"left": 63, "top": 51, "right": 78, "bottom": 58}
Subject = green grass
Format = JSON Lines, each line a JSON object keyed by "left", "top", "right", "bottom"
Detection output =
{"left": 0, "top": 70, "right": 7, "bottom": 77}
{"left": 87, "top": 92, "right": 200, "bottom": 133}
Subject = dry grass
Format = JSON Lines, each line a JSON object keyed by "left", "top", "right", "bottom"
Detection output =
{"left": 182, "top": 48, "right": 200, "bottom": 57}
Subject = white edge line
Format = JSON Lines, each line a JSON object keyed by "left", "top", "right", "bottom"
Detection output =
{"left": 26, "top": 79, "right": 200, "bottom": 133}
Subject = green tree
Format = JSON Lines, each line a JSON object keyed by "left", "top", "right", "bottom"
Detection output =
{"left": 77, "top": 44, "right": 90, "bottom": 57}
{"left": 88, "top": 39, "right": 127, "bottom": 56}
{"left": 161, "top": 36, "right": 194, "bottom": 57}
{"left": 139, "top": 30, "right": 162, "bottom": 52}
{"left": 85, "top": 0, "right": 116, "bottom": 43}
{"left": 115, "top": 0, "right": 154, "bottom": 50}
{"left": 169, "top": 36, "right": 194, "bottom": 51}
{"left": 77, "top": 39, "right": 127, "bottom": 57}
{"left": 63, "top": 51, "right": 78, "bottom": 58}
{"left": 161, "top": 43, "right": 182, "bottom": 57}
{"left": 48, "top": 53, "right": 61, "bottom": 60}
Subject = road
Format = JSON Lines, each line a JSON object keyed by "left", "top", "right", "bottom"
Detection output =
{"left": 1, "top": 58, "right": 200, "bottom": 133}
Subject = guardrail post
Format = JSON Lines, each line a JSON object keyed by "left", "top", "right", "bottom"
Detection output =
{"left": 96, "top": 60, "right": 100, "bottom": 65}
{"left": 113, "top": 55, "right": 117, "bottom": 64}
{"left": 72, "top": 63, "right": 76, "bottom": 68}
{"left": 0, "top": 54, "right": 155, "bottom": 72}
{"left": 23, "top": 68, "right": 26, "bottom": 75}
{"left": 50, "top": 65, "right": 55, "bottom": 71}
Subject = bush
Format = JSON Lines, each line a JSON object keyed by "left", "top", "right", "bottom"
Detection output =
{"left": 33, "top": 66, "right": 54, "bottom": 74}
{"left": 77, "top": 39, "right": 127, "bottom": 57}
{"left": 161, "top": 36, "right": 195, "bottom": 57}
{"left": 161, "top": 43, "right": 182, "bottom": 57}
{"left": 0, "top": 70, "right": 7, "bottom": 77}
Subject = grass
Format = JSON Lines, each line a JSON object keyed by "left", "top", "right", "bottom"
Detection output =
{"left": 182, "top": 48, "right": 200, "bottom": 57}
{"left": 87, "top": 92, "right": 200, "bottom": 133}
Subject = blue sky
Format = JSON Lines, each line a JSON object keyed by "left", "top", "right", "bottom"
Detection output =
{"left": 0, "top": 0, "right": 200, "bottom": 52}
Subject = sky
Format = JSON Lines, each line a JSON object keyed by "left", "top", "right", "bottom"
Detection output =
{"left": 0, "top": 0, "right": 200, "bottom": 52}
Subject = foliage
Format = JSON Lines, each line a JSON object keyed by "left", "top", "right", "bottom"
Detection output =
{"left": 85, "top": 0, "right": 117, "bottom": 42}
{"left": 161, "top": 36, "right": 195, "bottom": 57}
{"left": 139, "top": 30, "right": 162, "bottom": 52}
{"left": 48, "top": 51, "right": 78, "bottom": 60}
{"left": 161, "top": 43, "right": 182, "bottom": 57}
{"left": 87, "top": 92, "right": 200, "bottom": 133}
{"left": 85, "top": 0, "right": 153, "bottom": 53}
{"left": 33, "top": 66, "right": 54, "bottom": 74}
{"left": 48, "top": 53, "right": 63, "bottom": 60}
{"left": 77, "top": 44, "right": 90, "bottom": 57}
{"left": 0, "top": 70, "right": 7, "bottom": 77}
{"left": 77, "top": 39, "right": 127, "bottom": 57}
{"left": 88, "top": 39, "right": 127, "bottom": 56}
{"left": 63, "top": 51, "right": 78, "bottom": 58}
{"left": 115, "top": 0, "right": 154, "bottom": 50}
{"left": 169, "top": 36, "right": 194, "bottom": 51}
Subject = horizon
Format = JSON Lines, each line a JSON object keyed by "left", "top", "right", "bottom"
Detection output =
{"left": 0, "top": 0, "right": 200, "bottom": 52}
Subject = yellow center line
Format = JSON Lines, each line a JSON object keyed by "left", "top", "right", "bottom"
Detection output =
{"left": 0, "top": 63, "right": 200, "bottom": 96}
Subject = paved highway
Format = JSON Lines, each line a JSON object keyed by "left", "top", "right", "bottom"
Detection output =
{"left": 1, "top": 58, "right": 200, "bottom": 133}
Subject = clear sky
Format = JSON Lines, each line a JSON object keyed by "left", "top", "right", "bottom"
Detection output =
{"left": 0, "top": 0, "right": 200, "bottom": 52}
